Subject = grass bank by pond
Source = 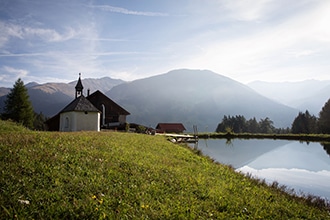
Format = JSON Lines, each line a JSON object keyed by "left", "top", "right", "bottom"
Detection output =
{"left": 199, "top": 132, "right": 330, "bottom": 142}
{"left": 1, "top": 120, "right": 330, "bottom": 219}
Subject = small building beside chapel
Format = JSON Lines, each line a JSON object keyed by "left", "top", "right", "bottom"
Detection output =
{"left": 46, "top": 74, "right": 130, "bottom": 131}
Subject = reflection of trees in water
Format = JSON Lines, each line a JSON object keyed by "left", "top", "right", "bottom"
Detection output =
{"left": 225, "top": 138, "right": 234, "bottom": 147}
{"left": 321, "top": 142, "right": 330, "bottom": 157}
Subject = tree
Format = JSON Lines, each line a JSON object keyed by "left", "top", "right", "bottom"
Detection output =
{"left": 259, "top": 117, "right": 275, "bottom": 134}
{"left": 33, "top": 112, "right": 47, "bottom": 131}
{"left": 3, "top": 78, "right": 34, "bottom": 129}
{"left": 246, "top": 117, "right": 259, "bottom": 133}
{"left": 318, "top": 99, "right": 330, "bottom": 133}
{"left": 291, "top": 110, "right": 317, "bottom": 134}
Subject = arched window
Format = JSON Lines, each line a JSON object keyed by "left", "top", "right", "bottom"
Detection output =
{"left": 101, "top": 104, "right": 106, "bottom": 126}
{"left": 65, "top": 117, "right": 69, "bottom": 128}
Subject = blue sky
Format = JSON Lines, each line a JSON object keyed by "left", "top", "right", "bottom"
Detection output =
{"left": 1, "top": 0, "right": 330, "bottom": 87}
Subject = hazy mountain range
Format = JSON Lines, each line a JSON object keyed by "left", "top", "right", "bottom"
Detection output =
{"left": 1, "top": 69, "right": 329, "bottom": 131}
{"left": 0, "top": 77, "right": 125, "bottom": 117}
{"left": 248, "top": 80, "right": 330, "bottom": 116}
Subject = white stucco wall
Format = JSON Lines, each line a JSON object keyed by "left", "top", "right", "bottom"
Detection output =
{"left": 60, "top": 112, "right": 75, "bottom": 132}
{"left": 60, "top": 111, "right": 100, "bottom": 132}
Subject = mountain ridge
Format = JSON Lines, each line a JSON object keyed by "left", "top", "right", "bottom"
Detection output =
{"left": 0, "top": 77, "right": 126, "bottom": 117}
{"left": 107, "top": 69, "right": 297, "bottom": 131}
{"left": 0, "top": 69, "right": 312, "bottom": 131}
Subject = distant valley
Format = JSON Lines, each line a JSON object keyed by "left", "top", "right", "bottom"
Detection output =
{"left": 1, "top": 69, "right": 329, "bottom": 132}
{"left": 248, "top": 80, "right": 330, "bottom": 116}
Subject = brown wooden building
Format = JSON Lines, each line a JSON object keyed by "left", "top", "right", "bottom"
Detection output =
{"left": 156, "top": 123, "right": 186, "bottom": 133}
{"left": 87, "top": 90, "right": 130, "bottom": 129}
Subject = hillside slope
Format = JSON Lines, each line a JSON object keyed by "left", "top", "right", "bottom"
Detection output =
{"left": 108, "top": 69, "right": 297, "bottom": 131}
{"left": 0, "top": 121, "right": 328, "bottom": 219}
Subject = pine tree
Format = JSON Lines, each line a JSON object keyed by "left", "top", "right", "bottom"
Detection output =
{"left": 3, "top": 78, "right": 34, "bottom": 129}
{"left": 33, "top": 112, "right": 47, "bottom": 131}
{"left": 318, "top": 99, "right": 330, "bottom": 134}
{"left": 291, "top": 110, "right": 317, "bottom": 134}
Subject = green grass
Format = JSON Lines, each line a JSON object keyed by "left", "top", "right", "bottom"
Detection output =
{"left": 1, "top": 120, "right": 330, "bottom": 219}
{"left": 199, "top": 132, "right": 330, "bottom": 142}
{"left": 0, "top": 119, "right": 31, "bottom": 133}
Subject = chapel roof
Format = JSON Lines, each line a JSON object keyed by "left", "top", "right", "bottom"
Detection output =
{"left": 60, "top": 95, "right": 100, "bottom": 113}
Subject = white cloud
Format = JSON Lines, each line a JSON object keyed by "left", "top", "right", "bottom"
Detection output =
{"left": 91, "top": 5, "right": 168, "bottom": 17}
{"left": 222, "top": 0, "right": 274, "bottom": 21}
{"left": 23, "top": 26, "right": 77, "bottom": 42}
{"left": 1, "top": 66, "right": 28, "bottom": 77}
{"left": 0, "top": 21, "right": 78, "bottom": 49}
{"left": 0, "top": 66, "right": 29, "bottom": 86}
{"left": 177, "top": 0, "right": 330, "bottom": 83}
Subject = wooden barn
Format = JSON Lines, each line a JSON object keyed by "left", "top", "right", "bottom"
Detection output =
{"left": 156, "top": 123, "right": 186, "bottom": 133}
{"left": 87, "top": 90, "right": 130, "bottom": 129}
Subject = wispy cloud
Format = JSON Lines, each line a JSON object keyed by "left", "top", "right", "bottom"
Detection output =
{"left": 176, "top": 0, "right": 330, "bottom": 82}
{"left": 0, "top": 51, "right": 144, "bottom": 58}
{"left": 91, "top": 5, "right": 168, "bottom": 17}
{"left": 222, "top": 0, "right": 274, "bottom": 21}
{"left": 23, "top": 26, "right": 77, "bottom": 42}
{"left": 0, "top": 52, "right": 47, "bottom": 57}
{"left": 0, "top": 66, "right": 29, "bottom": 86}
{"left": 1, "top": 66, "right": 28, "bottom": 77}
{"left": 0, "top": 21, "right": 78, "bottom": 48}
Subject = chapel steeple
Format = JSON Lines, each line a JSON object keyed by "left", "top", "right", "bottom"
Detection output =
{"left": 75, "top": 73, "right": 84, "bottom": 98}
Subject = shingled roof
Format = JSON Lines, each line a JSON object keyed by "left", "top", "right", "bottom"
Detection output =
{"left": 156, "top": 123, "right": 186, "bottom": 133}
{"left": 60, "top": 95, "right": 100, "bottom": 113}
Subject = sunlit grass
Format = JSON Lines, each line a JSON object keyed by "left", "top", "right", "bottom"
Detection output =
{"left": 1, "top": 120, "right": 329, "bottom": 219}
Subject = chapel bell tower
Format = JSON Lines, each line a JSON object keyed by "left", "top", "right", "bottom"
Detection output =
{"left": 75, "top": 73, "right": 84, "bottom": 98}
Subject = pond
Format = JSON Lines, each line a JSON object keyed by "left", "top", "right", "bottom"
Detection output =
{"left": 192, "top": 139, "right": 330, "bottom": 200}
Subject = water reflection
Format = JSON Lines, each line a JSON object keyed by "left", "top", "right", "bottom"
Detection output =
{"left": 193, "top": 139, "right": 330, "bottom": 200}
{"left": 322, "top": 143, "right": 330, "bottom": 157}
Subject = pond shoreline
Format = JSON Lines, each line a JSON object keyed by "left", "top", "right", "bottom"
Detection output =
{"left": 198, "top": 132, "right": 330, "bottom": 142}
{"left": 188, "top": 137, "right": 330, "bottom": 210}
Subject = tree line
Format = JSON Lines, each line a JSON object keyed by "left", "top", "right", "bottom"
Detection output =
{"left": 2, "top": 78, "right": 330, "bottom": 134}
{"left": 215, "top": 115, "right": 290, "bottom": 134}
{"left": 216, "top": 98, "right": 330, "bottom": 134}
{"left": 1, "top": 78, "right": 47, "bottom": 130}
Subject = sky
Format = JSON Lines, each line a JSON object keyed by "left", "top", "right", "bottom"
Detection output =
{"left": 1, "top": 0, "right": 330, "bottom": 87}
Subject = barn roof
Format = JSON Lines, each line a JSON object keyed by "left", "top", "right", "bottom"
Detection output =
{"left": 87, "top": 90, "right": 130, "bottom": 115}
{"left": 156, "top": 123, "right": 186, "bottom": 133}
{"left": 60, "top": 95, "right": 100, "bottom": 113}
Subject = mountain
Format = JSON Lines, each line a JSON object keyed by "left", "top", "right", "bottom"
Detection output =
{"left": 108, "top": 69, "right": 297, "bottom": 131}
{"left": 0, "top": 88, "right": 10, "bottom": 98}
{"left": 248, "top": 80, "right": 330, "bottom": 115}
{"left": 0, "top": 77, "right": 126, "bottom": 117}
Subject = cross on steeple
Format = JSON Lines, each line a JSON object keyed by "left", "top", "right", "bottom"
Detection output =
{"left": 75, "top": 73, "right": 84, "bottom": 98}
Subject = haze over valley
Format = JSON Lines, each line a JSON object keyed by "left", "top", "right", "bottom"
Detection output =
{"left": 2, "top": 69, "right": 328, "bottom": 131}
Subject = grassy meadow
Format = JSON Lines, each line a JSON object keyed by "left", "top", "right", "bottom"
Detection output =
{"left": 1, "top": 120, "right": 330, "bottom": 219}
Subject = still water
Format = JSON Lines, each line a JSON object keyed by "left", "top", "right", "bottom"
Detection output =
{"left": 193, "top": 139, "right": 330, "bottom": 200}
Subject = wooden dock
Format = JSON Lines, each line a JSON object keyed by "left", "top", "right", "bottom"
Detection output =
{"left": 156, "top": 133, "right": 198, "bottom": 143}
